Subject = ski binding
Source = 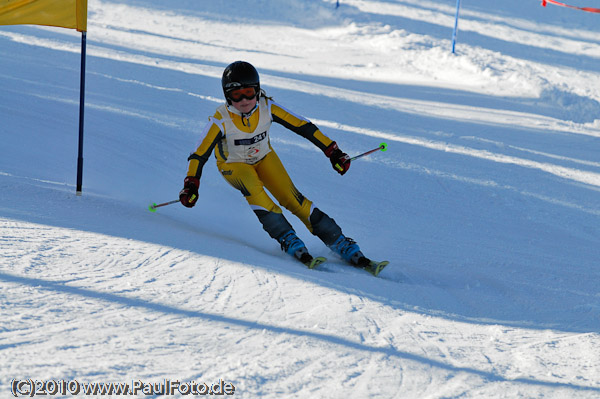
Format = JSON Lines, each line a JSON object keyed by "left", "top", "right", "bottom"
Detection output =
{"left": 363, "top": 260, "right": 389, "bottom": 277}
{"left": 305, "top": 256, "right": 327, "bottom": 270}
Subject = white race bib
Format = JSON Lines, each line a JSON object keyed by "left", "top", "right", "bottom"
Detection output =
{"left": 217, "top": 98, "right": 272, "bottom": 164}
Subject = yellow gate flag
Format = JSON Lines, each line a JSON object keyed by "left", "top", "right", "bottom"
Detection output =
{"left": 0, "top": 0, "right": 87, "bottom": 31}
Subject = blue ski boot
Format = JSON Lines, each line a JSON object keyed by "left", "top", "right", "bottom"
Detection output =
{"left": 278, "top": 230, "right": 312, "bottom": 264}
{"left": 329, "top": 234, "right": 369, "bottom": 266}
{"left": 329, "top": 234, "right": 388, "bottom": 276}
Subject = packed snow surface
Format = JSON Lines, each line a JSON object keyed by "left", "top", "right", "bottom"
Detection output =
{"left": 1, "top": 0, "right": 600, "bottom": 397}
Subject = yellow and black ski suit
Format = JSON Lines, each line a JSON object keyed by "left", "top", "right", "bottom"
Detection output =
{"left": 186, "top": 95, "right": 344, "bottom": 246}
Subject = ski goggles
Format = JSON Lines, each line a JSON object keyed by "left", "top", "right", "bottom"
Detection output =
{"left": 227, "top": 86, "right": 258, "bottom": 102}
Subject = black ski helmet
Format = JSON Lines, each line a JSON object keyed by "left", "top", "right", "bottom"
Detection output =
{"left": 221, "top": 61, "right": 260, "bottom": 103}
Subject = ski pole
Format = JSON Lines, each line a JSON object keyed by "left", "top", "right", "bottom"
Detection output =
{"left": 148, "top": 198, "right": 181, "bottom": 212}
{"left": 350, "top": 142, "right": 388, "bottom": 162}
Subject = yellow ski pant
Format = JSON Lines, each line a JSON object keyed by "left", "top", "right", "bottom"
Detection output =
{"left": 217, "top": 150, "right": 313, "bottom": 232}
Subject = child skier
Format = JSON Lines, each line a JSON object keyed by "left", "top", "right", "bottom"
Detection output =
{"left": 180, "top": 61, "right": 383, "bottom": 273}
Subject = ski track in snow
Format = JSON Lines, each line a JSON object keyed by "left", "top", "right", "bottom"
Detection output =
{"left": 2, "top": 218, "right": 600, "bottom": 398}
{"left": 1, "top": 0, "right": 600, "bottom": 397}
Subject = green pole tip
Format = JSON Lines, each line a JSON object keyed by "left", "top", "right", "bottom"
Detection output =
{"left": 380, "top": 142, "right": 388, "bottom": 151}
{"left": 149, "top": 203, "right": 157, "bottom": 212}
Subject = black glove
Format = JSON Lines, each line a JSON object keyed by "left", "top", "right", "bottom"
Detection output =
{"left": 179, "top": 176, "right": 199, "bottom": 208}
{"left": 324, "top": 142, "right": 351, "bottom": 175}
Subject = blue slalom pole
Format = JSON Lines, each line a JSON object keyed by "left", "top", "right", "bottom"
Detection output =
{"left": 451, "top": 0, "right": 461, "bottom": 54}
{"left": 76, "top": 31, "right": 87, "bottom": 195}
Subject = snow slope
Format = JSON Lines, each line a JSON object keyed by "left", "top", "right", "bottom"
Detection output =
{"left": 1, "top": 0, "right": 600, "bottom": 397}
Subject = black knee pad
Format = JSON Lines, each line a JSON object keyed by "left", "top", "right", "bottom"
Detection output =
{"left": 310, "top": 208, "right": 342, "bottom": 246}
{"left": 254, "top": 210, "right": 294, "bottom": 240}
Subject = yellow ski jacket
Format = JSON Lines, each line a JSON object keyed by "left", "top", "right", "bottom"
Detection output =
{"left": 186, "top": 96, "right": 334, "bottom": 179}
